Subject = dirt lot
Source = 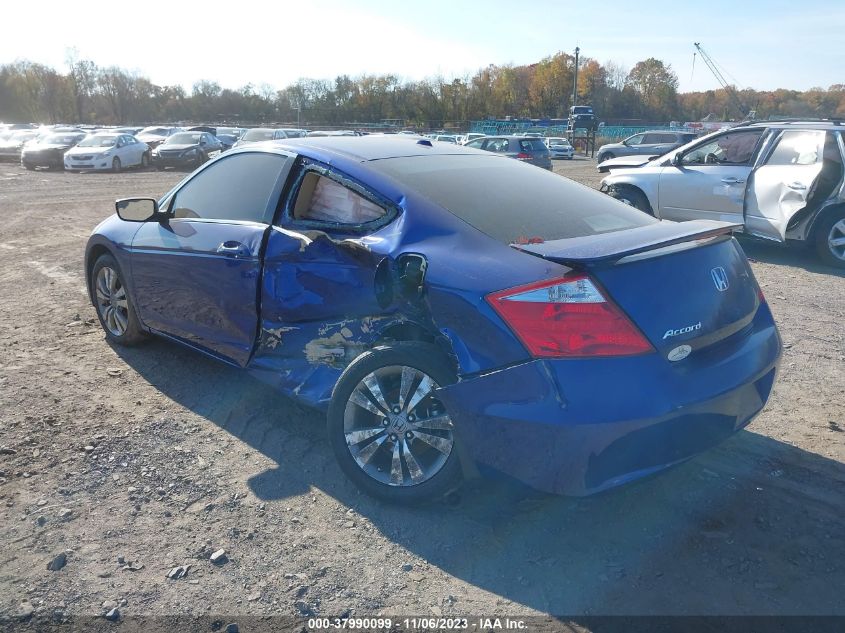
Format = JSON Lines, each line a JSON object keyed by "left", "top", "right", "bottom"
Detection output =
{"left": 0, "top": 156, "right": 843, "bottom": 625}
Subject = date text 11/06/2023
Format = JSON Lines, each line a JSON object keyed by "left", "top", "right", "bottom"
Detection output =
{"left": 306, "top": 617, "right": 528, "bottom": 630}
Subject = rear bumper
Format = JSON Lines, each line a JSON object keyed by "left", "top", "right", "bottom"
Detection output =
{"left": 436, "top": 304, "right": 782, "bottom": 495}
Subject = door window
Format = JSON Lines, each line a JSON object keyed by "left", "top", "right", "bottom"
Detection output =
{"left": 649, "top": 133, "right": 676, "bottom": 143}
{"left": 289, "top": 171, "right": 389, "bottom": 227}
{"left": 170, "top": 152, "right": 289, "bottom": 222}
{"left": 681, "top": 130, "right": 763, "bottom": 166}
{"left": 465, "top": 139, "right": 485, "bottom": 149}
{"left": 641, "top": 133, "right": 662, "bottom": 144}
{"left": 625, "top": 134, "right": 645, "bottom": 145}
{"left": 765, "top": 130, "right": 824, "bottom": 166}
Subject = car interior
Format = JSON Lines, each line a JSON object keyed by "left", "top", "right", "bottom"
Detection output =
{"left": 293, "top": 172, "right": 386, "bottom": 224}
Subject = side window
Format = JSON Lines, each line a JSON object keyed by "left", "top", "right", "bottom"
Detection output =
{"left": 625, "top": 134, "right": 645, "bottom": 145}
{"left": 765, "top": 130, "right": 824, "bottom": 166}
{"left": 681, "top": 130, "right": 764, "bottom": 166}
{"left": 290, "top": 171, "right": 387, "bottom": 227}
{"left": 653, "top": 133, "right": 676, "bottom": 143}
{"left": 641, "top": 134, "right": 660, "bottom": 144}
{"left": 171, "top": 153, "right": 289, "bottom": 223}
{"left": 466, "top": 139, "right": 485, "bottom": 149}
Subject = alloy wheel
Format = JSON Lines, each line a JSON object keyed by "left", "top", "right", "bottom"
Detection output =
{"left": 827, "top": 219, "right": 845, "bottom": 261}
{"left": 95, "top": 266, "right": 129, "bottom": 336}
{"left": 343, "top": 365, "right": 454, "bottom": 487}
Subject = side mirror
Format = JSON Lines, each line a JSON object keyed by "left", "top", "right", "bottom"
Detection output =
{"left": 672, "top": 153, "right": 683, "bottom": 167}
{"left": 116, "top": 197, "right": 159, "bottom": 222}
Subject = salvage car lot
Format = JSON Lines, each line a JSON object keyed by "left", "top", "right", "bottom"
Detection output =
{"left": 0, "top": 160, "right": 843, "bottom": 619}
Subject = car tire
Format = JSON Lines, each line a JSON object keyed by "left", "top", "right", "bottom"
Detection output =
{"left": 813, "top": 209, "right": 845, "bottom": 268}
{"left": 23, "top": 162, "right": 35, "bottom": 171}
{"left": 111, "top": 157, "right": 121, "bottom": 173}
{"left": 90, "top": 254, "right": 146, "bottom": 346}
{"left": 611, "top": 186, "right": 652, "bottom": 215}
{"left": 599, "top": 152, "right": 615, "bottom": 162}
{"left": 141, "top": 152, "right": 150, "bottom": 168}
{"left": 327, "top": 342, "right": 462, "bottom": 504}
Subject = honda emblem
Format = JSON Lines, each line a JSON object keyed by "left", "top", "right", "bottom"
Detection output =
{"left": 711, "top": 267, "right": 729, "bottom": 292}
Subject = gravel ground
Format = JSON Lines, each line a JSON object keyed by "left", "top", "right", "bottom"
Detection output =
{"left": 0, "top": 156, "right": 843, "bottom": 625}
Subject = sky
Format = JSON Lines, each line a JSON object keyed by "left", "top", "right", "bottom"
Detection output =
{"left": 2, "top": 0, "right": 843, "bottom": 94}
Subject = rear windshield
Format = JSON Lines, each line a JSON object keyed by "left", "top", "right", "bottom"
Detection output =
{"left": 372, "top": 154, "right": 656, "bottom": 243}
{"left": 520, "top": 139, "right": 548, "bottom": 152}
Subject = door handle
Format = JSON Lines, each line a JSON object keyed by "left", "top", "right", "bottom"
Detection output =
{"left": 216, "top": 241, "right": 250, "bottom": 258}
{"left": 721, "top": 177, "right": 745, "bottom": 184}
{"left": 787, "top": 182, "right": 807, "bottom": 190}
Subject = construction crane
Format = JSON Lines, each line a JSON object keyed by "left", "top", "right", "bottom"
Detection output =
{"left": 693, "top": 42, "right": 754, "bottom": 120}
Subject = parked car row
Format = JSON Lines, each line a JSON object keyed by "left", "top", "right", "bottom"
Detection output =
{"left": 0, "top": 123, "right": 318, "bottom": 171}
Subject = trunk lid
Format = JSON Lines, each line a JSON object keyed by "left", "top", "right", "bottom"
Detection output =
{"left": 513, "top": 220, "right": 760, "bottom": 355}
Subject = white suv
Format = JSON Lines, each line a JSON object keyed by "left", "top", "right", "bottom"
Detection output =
{"left": 600, "top": 121, "right": 845, "bottom": 266}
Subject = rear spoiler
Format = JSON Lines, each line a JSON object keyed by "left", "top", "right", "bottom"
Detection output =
{"left": 511, "top": 220, "right": 741, "bottom": 265}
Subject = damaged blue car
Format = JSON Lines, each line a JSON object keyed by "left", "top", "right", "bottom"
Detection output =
{"left": 85, "top": 136, "right": 782, "bottom": 503}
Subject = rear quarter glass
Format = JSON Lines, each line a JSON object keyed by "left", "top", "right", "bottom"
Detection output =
{"left": 371, "top": 154, "right": 656, "bottom": 244}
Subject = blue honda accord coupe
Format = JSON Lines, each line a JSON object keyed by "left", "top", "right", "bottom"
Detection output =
{"left": 85, "top": 136, "right": 782, "bottom": 503}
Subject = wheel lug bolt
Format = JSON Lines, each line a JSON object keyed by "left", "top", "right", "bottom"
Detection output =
{"left": 408, "top": 414, "right": 415, "bottom": 422}
{"left": 382, "top": 418, "right": 389, "bottom": 426}
{"left": 405, "top": 432, "right": 413, "bottom": 439}
{"left": 392, "top": 406, "right": 401, "bottom": 414}
{"left": 390, "top": 434, "right": 398, "bottom": 441}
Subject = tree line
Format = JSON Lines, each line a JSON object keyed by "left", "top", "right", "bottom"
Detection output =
{"left": 2, "top": 52, "right": 844, "bottom": 128}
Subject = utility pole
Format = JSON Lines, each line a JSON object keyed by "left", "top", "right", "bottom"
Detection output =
{"left": 572, "top": 46, "right": 580, "bottom": 109}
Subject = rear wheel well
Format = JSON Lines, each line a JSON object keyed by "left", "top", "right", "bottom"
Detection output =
{"left": 809, "top": 202, "right": 845, "bottom": 240}
{"left": 375, "top": 322, "right": 457, "bottom": 373}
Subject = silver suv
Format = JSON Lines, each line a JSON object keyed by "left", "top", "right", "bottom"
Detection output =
{"left": 600, "top": 121, "right": 845, "bottom": 267}
{"left": 597, "top": 130, "right": 698, "bottom": 167}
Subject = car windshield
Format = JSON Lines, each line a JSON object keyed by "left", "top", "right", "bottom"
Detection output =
{"left": 77, "top": 135, "right": 117, "bottom": 148}
{"left": 44, "top": 134, "right": 81, "bottom": 144}
{"left": 549, "top": 139, "right": 570, "bottom": 146}
{"left": 166, "top": 133, "right": 202, "bottom": 144}
{"left": 9, "top": 131, "right": 37, "bottom": 142}
{"left": 139, "top": 127, "right": 169, "bottom": 136}
{"left": 573, "top": 106, "right": 593, "bottom": 114}
{"left": 372, "top": 154, "right": 656, "bottom": 243}
{"left": 242, "top": 129, "right": 275, "bottom": 141}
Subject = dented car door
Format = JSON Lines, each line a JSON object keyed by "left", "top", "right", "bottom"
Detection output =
{"left": 249, "top": 161, "right": 407, "bottom": 404}
{"left": 744, "top": 129, "right": 828, "bottom": 241}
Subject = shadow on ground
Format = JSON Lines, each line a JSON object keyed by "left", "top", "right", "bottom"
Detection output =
{"left": 737, "top": 236, "right": 845, "bottom": 277}
{"left": 114, "top": 339, "right": 845, "bottom": 615}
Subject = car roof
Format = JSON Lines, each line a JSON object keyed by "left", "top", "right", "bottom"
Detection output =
{"left": 745, "top": 120, "right": 845, "bottom": 131}
{"left": 260, "top": 135, "right": 492, "bottom": 162}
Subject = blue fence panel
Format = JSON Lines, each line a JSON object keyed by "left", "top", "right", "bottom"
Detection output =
{"left": 469, "top": 121, "right": 698, "bottom": 140}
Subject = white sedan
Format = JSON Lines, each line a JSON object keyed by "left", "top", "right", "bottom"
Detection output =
{"left": 64, "top": 134, "right": 150, "bottom": 172}
{"left": 545, "top": 137, "right": 574, "bottom": 159}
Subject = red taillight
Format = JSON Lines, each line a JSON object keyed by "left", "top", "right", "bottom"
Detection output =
{"left": 486, "top": 275, "right": 654, "bottom": 358}
{"left": 515, "top": 152, "right": 532, "bottom": 160}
